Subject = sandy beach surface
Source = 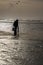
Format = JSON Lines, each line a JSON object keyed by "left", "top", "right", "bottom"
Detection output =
{"left": 0, "top": 21, "right": 43, "bottom": 65}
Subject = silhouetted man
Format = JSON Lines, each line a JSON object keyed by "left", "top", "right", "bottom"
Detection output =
{"left": 12, "top": 19, "right": 19, "bottom": 36}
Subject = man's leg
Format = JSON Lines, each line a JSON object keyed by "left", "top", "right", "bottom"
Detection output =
{"left": 14, "top": 28, "right": 17, "bottom": 36}
{"left": 17, "top": 26, "right": 19, "bottom": 36}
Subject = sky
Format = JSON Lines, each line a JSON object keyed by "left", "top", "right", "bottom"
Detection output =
{"left": 0, "top": 0, "right": 43, "bottom": 20}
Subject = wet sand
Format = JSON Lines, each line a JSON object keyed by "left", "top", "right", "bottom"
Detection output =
{"left": 0, "top": 20, "right": 43, "bottom": 65}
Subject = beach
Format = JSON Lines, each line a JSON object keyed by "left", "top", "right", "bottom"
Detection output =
{"left": 0, "top": 20, "right": 43, "bottom": 65}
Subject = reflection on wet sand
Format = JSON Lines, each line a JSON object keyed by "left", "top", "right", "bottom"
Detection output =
{"left": 0, "top": 21, "right": 43, "bottom": 65}
{"left": 0, "top": 34, "right": 43, "bottom": 65}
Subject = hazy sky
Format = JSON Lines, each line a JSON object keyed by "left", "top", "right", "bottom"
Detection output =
{"left": 0, "top": 0, "right": 43, "bottom": 20}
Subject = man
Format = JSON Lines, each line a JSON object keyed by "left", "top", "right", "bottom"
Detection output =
{"left": 12, "top": 19, "right": 19, "bottom": 36}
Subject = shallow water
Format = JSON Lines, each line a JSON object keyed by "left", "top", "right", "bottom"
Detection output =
{"left": 0, "top": 20, "right": 43, "bottom": 65}
{"left": 0, "top": 36, "right": 43, "bottom": 65}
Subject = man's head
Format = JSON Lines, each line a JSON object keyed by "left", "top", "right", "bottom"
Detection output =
{"left": 16, "top": 19, "right": 19, "bottom": 22}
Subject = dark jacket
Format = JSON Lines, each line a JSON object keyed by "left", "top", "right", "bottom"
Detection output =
{"left": 12, "top": 19, "right": 18, "bottom": 31}
{"left": 13, "top": 20, "right": 18, "bottom": 28}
